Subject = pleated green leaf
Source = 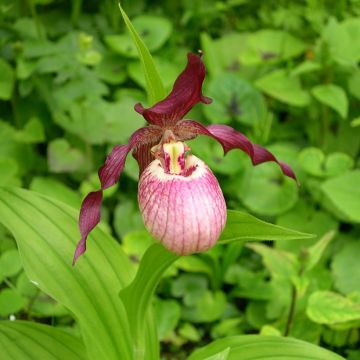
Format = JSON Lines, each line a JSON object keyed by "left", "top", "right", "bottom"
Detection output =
{"left": 0, "top": 188, "right": 134, "bottom": 360}
{"left": 119, "top": 3, "right": 165, "bottom": 104}
{"left": 0, "top": 320, "right": 86, "bottom": 360}
{"left": 219, "top": 210, "right": 314, "bottom": 243}
{"left": 188, "top": 335, "right": 345, "bottom": 360}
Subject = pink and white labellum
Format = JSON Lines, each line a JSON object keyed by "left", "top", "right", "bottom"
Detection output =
{"left": 73, "top": 53, "right": 298, "bottom": 265}
{"left": 138, "top": 139, "right": 227, "bottom": 255}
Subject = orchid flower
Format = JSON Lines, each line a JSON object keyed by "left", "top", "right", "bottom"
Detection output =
{"left": 73, "top": 53, "right": 297, "bottom": 265}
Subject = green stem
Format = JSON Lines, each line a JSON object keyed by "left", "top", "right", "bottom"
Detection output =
{"left": 119, "top": 243, "right": 178, "bottom": 360}
{"left": 320, "top": 104, "right": 329, "bottom": 149}
{"left": 26, "top": 0, "right": 45, "bottom": 41}
{"left": 71, "top": 0, "right": 83, "bottom": 27}
{"left": 284, "top": 266, "right": 304, "bottom": 336}
{"left": 284, "top": 285, "right": 297, "bottom": 336}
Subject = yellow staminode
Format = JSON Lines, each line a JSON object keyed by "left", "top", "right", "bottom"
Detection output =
{"left": 163, "top": 141, "right": 185, "bottom": 175}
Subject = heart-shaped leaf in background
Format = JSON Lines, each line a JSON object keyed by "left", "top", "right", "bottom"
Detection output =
{"left": 47, "top": 139, "right": 85, "bottom": 173}
{"left": 203, "top": 73, "right": 267, "bottom": 126}
{"left": 311, "top": 84, "right": 348, "bottom": 119}
{"left": 332, "top": 240, "right": 360, "bottom": 295}
{"left": 299, "top": 147, "right": 354, "bottom": 177}
{"left": 105, "top": 15, "right": 172, "bottom": 57}
{"left": 321, "top": 170, "right": 360, "bottom": 223}
{"left": 255, "top": 69, "right": 310, "bottom": 107}
{"left": 239, "top": 30, "right": 306, "bottom": 65}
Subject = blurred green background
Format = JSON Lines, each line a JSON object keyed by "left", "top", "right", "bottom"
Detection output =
{"left": 0, "top": 0, "right": 360, "bottom": 359}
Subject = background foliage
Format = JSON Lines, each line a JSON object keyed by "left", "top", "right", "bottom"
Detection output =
{"left": 0, "top": 0, "right": 360, "bottom": 359}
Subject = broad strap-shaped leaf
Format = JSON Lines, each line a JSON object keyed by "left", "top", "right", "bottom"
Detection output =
{"left": 0, "top": 320, "right": 86, "bottom": 360}
{"left": 120, "top": 243, "right": 178, "bottom": 359}
{"left": 0, "top": 188, "right": 135, "bottom": 360}
{"left": 188, "top": 335, "right": 345, "bottom": 360}
{"left": 119, "top": 3, "right": 165, "bottom": 104}
{"left": 219, "top": 210, "right": 314, "bottom": 243}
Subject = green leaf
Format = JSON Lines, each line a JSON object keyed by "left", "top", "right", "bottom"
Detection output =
{"left": 0, "top": 249, "right": 22, "bottom": 278}
{"left": 348, "top": 69, "right": 360, "bottom": 100}
{"left": 30, "top": 177, "right": 81, "bottom": 209}
{"left": 101, "top": 98, "right": 146, "bottom": 144}
{"left": 179, "top": 322, "right": 201, "bottom": 342}
{"left": 204, "top": 347, "right": 230, "bottom": 360}
{"left": 119, "top": 4, "right": 165, "bottom": 104}
{"left": 95, "top": 53, "right": 127, "bottom": 85}
{"left": 121, "top": 230, "right": 153, "bottom": 259}
{"left": 299, "top": 147, "right": 354, "bottom": 178}
{"left": 351, "top": 117, "right": 360, "bottom": 128}
{"left": 255, "top": 69, "right": 310, "bottom": 107}
{"left": 323, "top": 17, "right": 360, "bottom": 67}
{"left": 47, "top": 139, "right": 85, "bottom": 173}
{"left": 175, "top": 255, "right": 213, "bottom": 276}
{"left": 325, "top": 153, "right": 354, "bottom": 177}
{"left": 203, "top": 73, "right": 267, "bottom": 126}
{"left": 15, "top": 117, "right": 45, "bottom": 144}
{"left": 114, "top": 200, "right": 145, "bottom": 238}
{"left": 53, "top": 101, "right": 109, "bottom": 145}
{"left": 0, "top": 289, "right": 27, "bottom": 316}
{"left": 246, "top": 243, "right": 298, "bottom": 280}
{"left": 127, "top": 57, "right": 179, "bottom": 92}
{"left": 240, "top": 30, "right": 306, "bottom": 65}
{"left": 237, "top": 162, "right": 299, "bottom": 216}
{"left": 188, "top": 335, "right": 344, "bottom": 359}
{"left": 154, "top": 298, "right": 181, "bottom": 339}
{"left": 105, "top": 16, "right": 172, "bottom": 56}
{"left": 188, "top": 136, "right": 244, "bottom": 176}
{"left": 200, "top": 33, "right": 223, "bottom": 78}
{"left": 211, "top": 318, "right": 243, "bottom": 339}
{"left": 0, "top": 188, "right": 134, "bottom": 360}
{"left": 307, "top": 291, "right": 360, "bottom": 325}
{"left": 30, "top": 295, "right": 69, "bottom": 318}
{"left": 321, "top": 170, "right": 360, "bottom": 223}
{"left": 311, "top": 84, "right": 348, "bottom": 119}
{"left": 332, "top": 240, "right": 360, "bottom": 294}
{"left": 172, "top": 274, "right": 208, "bottom": 306}
{"left": 0, "top": 320, "right": 86, "bottom": 360}
{"left": 0, "top": 59, "right": 15, "bottom": 100}
{"left": 213, "top": 32, "right": 248, "bottom": 70}
{"left": 219, "top": 210, "right": 314, "bottom": 244}
{"left": 298, "top": 147, "right": 325, "bottom": 177}
{"left": 291, "top": 61, "right": 322, "bottom": 76}
{"left": 182, "top": 290, "right": 227, "bottom": 323}
{"left": 120, "top": 243, "right": 178, "bottom": 359}
{"left": 0, "top": 159, "right": 21, "bottom": 187}
{"left": 260, "top": 325, "right": 282, "bottom": 336}
{"left": 304, "top": 230, "right": 336, "bottom": 272}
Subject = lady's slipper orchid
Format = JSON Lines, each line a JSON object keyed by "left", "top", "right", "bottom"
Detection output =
{"left": 73, "top": 53, "right": 297, "bottom": 265}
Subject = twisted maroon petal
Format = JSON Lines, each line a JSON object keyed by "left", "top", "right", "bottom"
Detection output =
{"left": 174, "top": 121, "right": 298, "bottom": 183}
{"left": 73, "top": 126, "right": 162, "bottom": 265}
{"left": 135, "top": 53, "right": 212, "bottom": 127}
{"left": 133, "top": 142, "right": 157, "bottom": 174}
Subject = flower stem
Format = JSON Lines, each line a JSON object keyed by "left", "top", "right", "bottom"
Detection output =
{"left": 284, "top": 285, "right": 297, "bottom": 336}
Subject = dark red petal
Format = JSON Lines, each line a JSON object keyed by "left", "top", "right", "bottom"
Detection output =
{"left": 131, "top": 126, "right": 163, "bottom": 174}
{"left": 134, "top": 53, "right": 212, "bottom": 127}
{"left": 132, "top": 142, "right": 157, "bottom": 174}
{"left": 73, "top": 191, "right": 103, "bottom": 265}
{"left": 73, "top": 126, "right": 162, "bottom": 265}
{"left": 174, "top": 121, "right": 298, "bottom": 183}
